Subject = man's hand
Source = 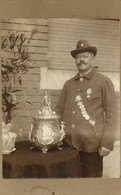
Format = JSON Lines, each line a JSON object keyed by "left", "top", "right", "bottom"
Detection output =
{"left": 99, "top": 147, "right": 111, "bottom": 157}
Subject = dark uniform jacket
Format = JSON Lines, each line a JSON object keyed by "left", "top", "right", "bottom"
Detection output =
{"left": 56, "top": 68, "right": 118, "bottom": 152}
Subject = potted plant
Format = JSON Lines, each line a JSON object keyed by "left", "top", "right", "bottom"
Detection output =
{"left": 1, "top": 27, "right": 38, "bottom": 154}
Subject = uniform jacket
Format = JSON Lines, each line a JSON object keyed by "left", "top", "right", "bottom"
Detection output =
{"left": 56, "top": 68, "right": 118, "bottom": 152}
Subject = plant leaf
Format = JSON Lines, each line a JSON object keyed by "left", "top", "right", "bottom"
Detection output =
{"left": 12, "top": 89, "right": 22, "bottom": 93}
{"left": 24, "top": 101, "right": 33, "bottom": 105}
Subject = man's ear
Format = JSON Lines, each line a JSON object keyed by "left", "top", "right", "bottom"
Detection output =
{"left": 91, "top": 53, "right": 95, "bottom": 60}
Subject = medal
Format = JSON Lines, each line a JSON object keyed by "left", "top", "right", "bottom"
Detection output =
{"left": 87, "top": 94, "right": 90, "bottom": 98}
{"left": 89, "top": 119, "right": 95, "bottom": 126}
{"left": 77, "top": 102, "right": 82, "bottom": 106}
{"left": 75, "top": 95, "right": 81, "bottom": 102}
{"left": 87, "top": 88, "right": 92, "bottom": 98}
{"left": 80, "top": 107, "right": 86, "bottom": 112}
{"left": 79, "top": 102, "right": 83, "bottom": 106}
{"left": 82, "top": 113, "right": 87, "bottom": 117}
{"left": 82, "top": 110, "right": 86, "bottom": 114}
{"left": 79, "top": 104, "right": 84, "bottom": 109}
{"left": 87, "top": 88, "right": 92, "bottom": 94}
{"left": 84, "top": 114, "right": 90, "bottom": 120}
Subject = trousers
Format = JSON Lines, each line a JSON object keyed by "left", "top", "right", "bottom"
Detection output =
{"left": 79, "top": 151, "right": 103, "bottom": 178}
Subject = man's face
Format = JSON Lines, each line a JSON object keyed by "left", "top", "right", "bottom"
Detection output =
{"left": 75, "top": 51, "right": 94, "bottom": 73}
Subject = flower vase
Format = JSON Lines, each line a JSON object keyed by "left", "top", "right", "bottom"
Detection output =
{"left": 2, "top": 122, "right": 17, "bottom": 154}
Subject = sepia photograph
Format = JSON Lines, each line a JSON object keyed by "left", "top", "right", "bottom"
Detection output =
{"left": 1, "top": 18, "right": 120, "bottom": 180}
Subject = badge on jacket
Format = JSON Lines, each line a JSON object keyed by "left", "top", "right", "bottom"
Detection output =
{"left": 86, "top": 88, "right": 92, "bottom": 98}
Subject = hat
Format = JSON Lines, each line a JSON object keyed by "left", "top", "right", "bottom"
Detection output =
{"left": 70, "top": 40, "right": 97, "bottom": 58}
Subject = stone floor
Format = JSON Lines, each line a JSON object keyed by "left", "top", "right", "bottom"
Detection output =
{"left": 103, "top": 140, "right": 120, "bottom": 178}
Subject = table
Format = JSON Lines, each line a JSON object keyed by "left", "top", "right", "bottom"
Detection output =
{"left": 3, "top": 141, "right": 81, "bottom": 178}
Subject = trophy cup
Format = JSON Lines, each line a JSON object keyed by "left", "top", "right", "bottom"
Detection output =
{"left": 29, "top": 91, "right": 65, "bottom": 154}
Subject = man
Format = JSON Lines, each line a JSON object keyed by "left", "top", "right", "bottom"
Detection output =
{"left": 56, "top": 40, "right": 118, "bottom": 177}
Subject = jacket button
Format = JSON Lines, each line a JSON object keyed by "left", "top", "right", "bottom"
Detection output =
{"left": 72, "top": 124, "right": 75, "bottom": 128}
{"left": 80, "top": 78, "right": 83, "bottom": 81}
{"left": 72, "top": 111, "right": 76, "bottom": 114}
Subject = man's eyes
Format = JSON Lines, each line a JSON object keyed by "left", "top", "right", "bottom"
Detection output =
{"left": 76, "top": 55, "right": 88, "bottom": 59}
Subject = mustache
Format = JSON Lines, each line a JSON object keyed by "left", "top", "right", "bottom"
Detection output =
{"left": 78, "top": 61, "right": 87, "bottom": 65}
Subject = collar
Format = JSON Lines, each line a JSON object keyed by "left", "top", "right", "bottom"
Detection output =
{"left": 79, "top": 68, "right": 92, "bottom": 77}
{"left": 75, "top": 68, "right": 97, "bottom": 80}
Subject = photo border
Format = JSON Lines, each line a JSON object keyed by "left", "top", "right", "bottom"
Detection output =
{"left": 0, "top": 0, "right": 121, "bottom": 194}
